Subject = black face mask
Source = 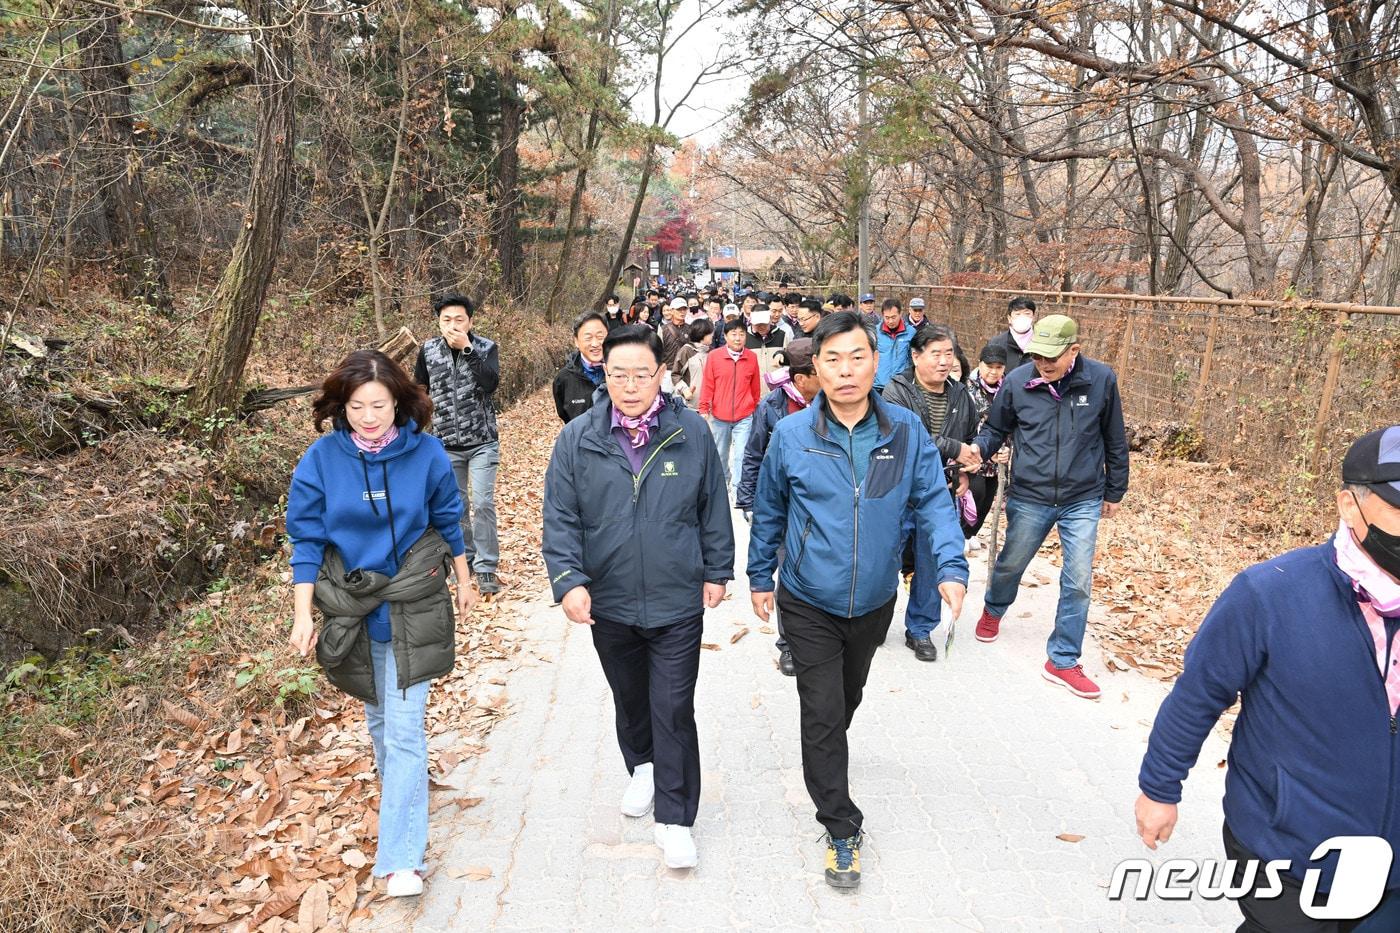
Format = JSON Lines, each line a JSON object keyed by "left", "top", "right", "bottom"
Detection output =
{"left": 1353, "top": 493, "right": 1400, "bottom": 580}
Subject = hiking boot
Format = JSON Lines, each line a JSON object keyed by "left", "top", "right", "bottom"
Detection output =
{"left": 904, "top": 632, "right": 938, "bottom": 662}
{"left": 974, "top": 608, "right": 1001, "bottom": 642}
{"left": 386, "top": 870, "right": 423, "bottom": 897}
{"left": 476, "top": 571, "right": 501, "bottom": 595}
{"left": 824, "top": 831, "right": 862, "bottom": 889}
{"left": 1042, "top": 660, "right": 1101, "bottom": 699}
{"left": 778, "top": 649, "right": 796, "bottom": 677}
{"left": 654, "top": 823, "right": 698, "bottom": 869}
{"left": 620, "top": 762, "right": 654, "bottom": 817}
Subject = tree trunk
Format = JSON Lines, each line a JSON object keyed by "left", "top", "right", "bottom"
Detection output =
{"left": 595, "top": 143, "right": 656, "bottom": 311}
{"left": 192, "top": 0, "right": 298, "bottom": 423}
{"left": 491, "top": 55, "right": 525, "bottom": 300}
{"left": 547, "top": 109, "right": 602, "bottom": 324}
{"left": 78, "top": 7, "right": 169, "bottom": 309}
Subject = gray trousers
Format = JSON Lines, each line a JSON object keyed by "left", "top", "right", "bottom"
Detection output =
{"left": 446, "top": 441, "right": 499, "bottom": 574}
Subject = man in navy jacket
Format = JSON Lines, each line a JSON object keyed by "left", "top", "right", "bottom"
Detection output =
{"left": 542, "top": 325, "right": 735, "bottom": 872}
{"left": 963, "top": 313, "right": 1129, "bottom": 700}
{"left": 1137, "top": 426, "right": 1400, "bottom": 931}
{"left": 748, "top": 311, "right": 968, "bottom": 890}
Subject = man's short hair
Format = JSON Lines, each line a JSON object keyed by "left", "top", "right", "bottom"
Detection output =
{"left": 784, "top": 292, "right": 802, "bottom": 304}
{"left": 602, "top": 324, "right": 663, "bottom": 365}
{"left": 812, "top": 310, "right": 876, "bottom": 356}
{"left": 799, "top": 297, "right": 824, "bottom": 313}
{"left": 882, "top": 298, "right": 902, "bottom": 312}
{"left": 1008, "top": 296, "right": 1037, "bottom": 314}
{"left": 572, "top": 311, "right": 608, "bottom": 336}
{"left": 686, "top": 319, "right": 714, "bottom": 342}
{"left": 828, "top": 293, "right": 853, "bottom": 309}
{"left": 723, "top": 317, "right": 748, "bottom": 335}
{"left": 606, "top": 294, "right": 620, "bottom": 304}
{"left": 911, "top": 324, "right": 955, "bottom": 353}
{"left": 433, "top": 293, "right": 474, "bottom": 317}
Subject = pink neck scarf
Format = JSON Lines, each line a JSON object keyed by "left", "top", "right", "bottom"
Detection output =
{"left": 615, "top": 395, "right": 666, "bottom": 449}
{"left": 1335, "top": 522, "right": 1400, "bottom": 616}
{"left": 351, "top": 423, "right": 399, "bottom": 454}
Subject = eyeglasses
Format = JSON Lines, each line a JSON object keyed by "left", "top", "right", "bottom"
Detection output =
{"left": 605, "top": 366, "right": 661, "bottom": 386}
{"left": 1028, "top": 349, "right": 1070, "bottom": 363}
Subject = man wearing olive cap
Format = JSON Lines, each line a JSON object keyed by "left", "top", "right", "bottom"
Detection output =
{"left": 959, "top": 313, "right": 1129, "bottom": 700}
{"left": 1136, "top": 425, "right": 1400, "bottom": 931}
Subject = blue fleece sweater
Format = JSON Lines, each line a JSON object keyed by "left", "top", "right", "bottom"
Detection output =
{"left": 1139, "top": 541, "right": 1400, "bottom": 892}
{"left": 286, "top": 422, "right": 466, "bottom": 641}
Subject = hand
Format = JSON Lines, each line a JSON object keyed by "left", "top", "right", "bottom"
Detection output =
{"left": 1135, "top": 794, "right": 1178, "bottom": 850}
{"left": 956, "top": 443, "right": 983, "bottom": 471}
{"left": 742, "top": 510, "right": 752, "bottom": 524}
{"left": 938, "top": 582, "right": 966, "bottom": 621}
{"left": 992, "top": 447, "right": 1011, "bottom": 465}
{"left": 442, "top": 324, "right": 470, "bottom": 350}
{"left": 561, "top": 585, "right": 594, "bottom": 625}
{"left": 750, "top": 591, "right": 773, "bottom": 622}
{"left": 703, "top": 581, "right": 726, "bottom": 608}
{"left": 289, "top": 613, "right": 317, "bottom": 656}
{"left": 457, "top": 581, "right": 479, "bottom": 617}
{"left": 956, "top": 473, "right": 970, "bottom": 497}
{"left": 1102, "top": 501, "right": 1122, "bottom": 518}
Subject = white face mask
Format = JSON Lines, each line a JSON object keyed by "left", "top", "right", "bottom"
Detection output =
{"left": 1011, "top": 314, "right": 1033, "bottom": 335}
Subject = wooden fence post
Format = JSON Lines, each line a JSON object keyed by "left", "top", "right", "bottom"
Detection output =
{"left": 1309, "top": 311, "right": 1350, "bottom": 477}
{"left": 1116, "top": 301, "right": 1136, "bottom": 375}
{"left": 1190, "top": 298, "right": 1222, "bottom": 425}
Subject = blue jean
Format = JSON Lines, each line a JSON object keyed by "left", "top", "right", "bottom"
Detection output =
{"left": 983, "top": 496, "right": 1102, "bottom": 668}
{"left": 706, "top": 415, "right": 752, "bottom": 497}
{"left": 447, "top": 441, "right": 499, "bottom": 574}
{"left": 364, "top": 640, "right": 430, "bottom": 876}
{"left": 902, "top": 513, "right": 943, "bottom": 639}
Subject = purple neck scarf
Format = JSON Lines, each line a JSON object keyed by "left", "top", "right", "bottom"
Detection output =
{"left": 613, "top": 395, "right": 665, "bottom": 448}
{"left": 1024, "top": 357, "right": 1076, "bottom": 401}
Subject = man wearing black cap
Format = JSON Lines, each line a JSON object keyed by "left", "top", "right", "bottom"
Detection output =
{"left": 735, "top": 338, "right": 821, "bottom": 677}
{"left": 1136, "top": 425, "right": 1400, "bottom": 932}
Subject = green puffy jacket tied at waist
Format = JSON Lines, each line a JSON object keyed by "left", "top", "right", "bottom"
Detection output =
{"left": 313, "top": 527, "right": 456, "bottom": 704}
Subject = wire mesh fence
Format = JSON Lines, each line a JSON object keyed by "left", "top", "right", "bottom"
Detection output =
{"left": 814, "top": 283, "right": 1400, "bottom": 485}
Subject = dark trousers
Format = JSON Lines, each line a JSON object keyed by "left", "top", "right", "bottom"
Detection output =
{"left": 1223, "top": 822, "right": 1400, "bottom": 932}
{"left": 590, "top": 616, "right": 703, "bottom": 826}
{"left": 777, "top": 589, "right": 896, "bottom": 838}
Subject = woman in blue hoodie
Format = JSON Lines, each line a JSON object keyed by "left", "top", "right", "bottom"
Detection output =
{"left": 286, "top": 349, "right": 475, "bottom": 898}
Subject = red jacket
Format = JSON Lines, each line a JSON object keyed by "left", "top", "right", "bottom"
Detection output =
{"left": 698, "top": 348, "right": 762, "bottom": 422}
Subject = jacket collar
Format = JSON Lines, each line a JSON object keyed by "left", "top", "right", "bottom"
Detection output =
{"left": 812, "top": 390, "right": 893, "bottom": 442}
{"left": 579, "top": 393, "right": 688, "bottom": 454}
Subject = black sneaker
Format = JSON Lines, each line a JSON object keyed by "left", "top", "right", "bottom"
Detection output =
{"left": 476, "top": 572, "right": 501, "bottom": 594}
{"left": 905, "top": 632, "right": 938, "bottom": 662}
{"left": 824, "top": 831, "right": 862, "bottom": 888}
{"left": 778, "top": 649, "right": 796, "bottom": 677}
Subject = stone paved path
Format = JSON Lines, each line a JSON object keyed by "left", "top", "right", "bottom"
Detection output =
{"left": 358, "top": 510, "right": 1237, "bottom": 931}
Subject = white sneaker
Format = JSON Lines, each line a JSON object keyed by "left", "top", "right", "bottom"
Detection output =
{"left": 386, "top": 870, "right": 423, "bottom": 897}
{"left": 654, "top": 823, "right": 698, "bottom": 869}
{"left": 620, "top": 763, "right": 654, "bottom": 817}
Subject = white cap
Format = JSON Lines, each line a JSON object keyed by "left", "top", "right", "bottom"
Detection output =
{"left": 669, "top": 297, "right": 687, "bottom": 310}
{"left": 723, "top": 303, "right": 740, "bottom": 317}
{"left": 750, "top": 309, "right": 772, "bottom": 325}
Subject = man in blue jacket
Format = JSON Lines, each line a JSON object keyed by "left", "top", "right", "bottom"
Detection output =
{"left": 748, "top": 311, "right": 968, "bottom": 889}
{"left": 963, "top": 313, "right": 1128, "bottom": 700}
{"left": 541, "top": 325, "right": 735, "bottom": 872}
{"left": 874, "top": 297, "right": 914, "bottom": 390}
{"left": 1136, "top": 426, "right": 1400, "bottom": 932}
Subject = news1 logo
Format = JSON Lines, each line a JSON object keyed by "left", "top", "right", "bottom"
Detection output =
{"left": 1109, "top": 837, "right": 1393, "bottom": 920}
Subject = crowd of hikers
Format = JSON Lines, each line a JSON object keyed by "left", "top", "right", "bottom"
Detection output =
{"left": 284, "top": 280, "right": 1400, "bottom": 931}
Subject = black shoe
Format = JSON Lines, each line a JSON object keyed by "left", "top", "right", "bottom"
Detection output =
{"left": 824, "top": 831, "right": 863, "bottom": 888}
{"left": 476, "top": 571, "right": 501, "bottom": 594}
{"left": 778, "top": 649, "right": 796, "bottom": 677}
{"left": 905, "top": 632, "right": 938, "bottom": 662}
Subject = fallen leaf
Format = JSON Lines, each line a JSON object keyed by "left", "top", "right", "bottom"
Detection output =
{"left": 1056, "top": 833, "right": 1085, "bottom": 843}
{"left": 700, "top": 643, "right": 720, "bottom": 651}
{"left": 296, "top": 880, "right": 330, "bottom": 932}
{"left": 341, "top": 849, "right": 368, "bottom": 869}
{"left": 730, "top": 628, "right": 749, "bottom": 644}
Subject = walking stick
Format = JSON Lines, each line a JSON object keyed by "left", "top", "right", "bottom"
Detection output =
{"left": 988, "top": 461, "right": 1008, "bottom": 565}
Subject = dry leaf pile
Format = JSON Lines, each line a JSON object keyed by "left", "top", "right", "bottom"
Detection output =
{"left": 0, "top": 393, "right": 559, "bottom": 932}
{"left": 1033, "top": 457, "right": 1330, "bottom": 680}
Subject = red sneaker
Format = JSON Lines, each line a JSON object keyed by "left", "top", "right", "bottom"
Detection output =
{"left": 974, "top": 608, "right": 1001, "bottom": 642}
{"left": 1042, "top": 661, "right": 1101, "bottom": 699}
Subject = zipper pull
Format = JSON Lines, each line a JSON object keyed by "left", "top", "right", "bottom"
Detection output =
{"left": 1391, "top": 716, "right": 1397, "bottom": 736}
